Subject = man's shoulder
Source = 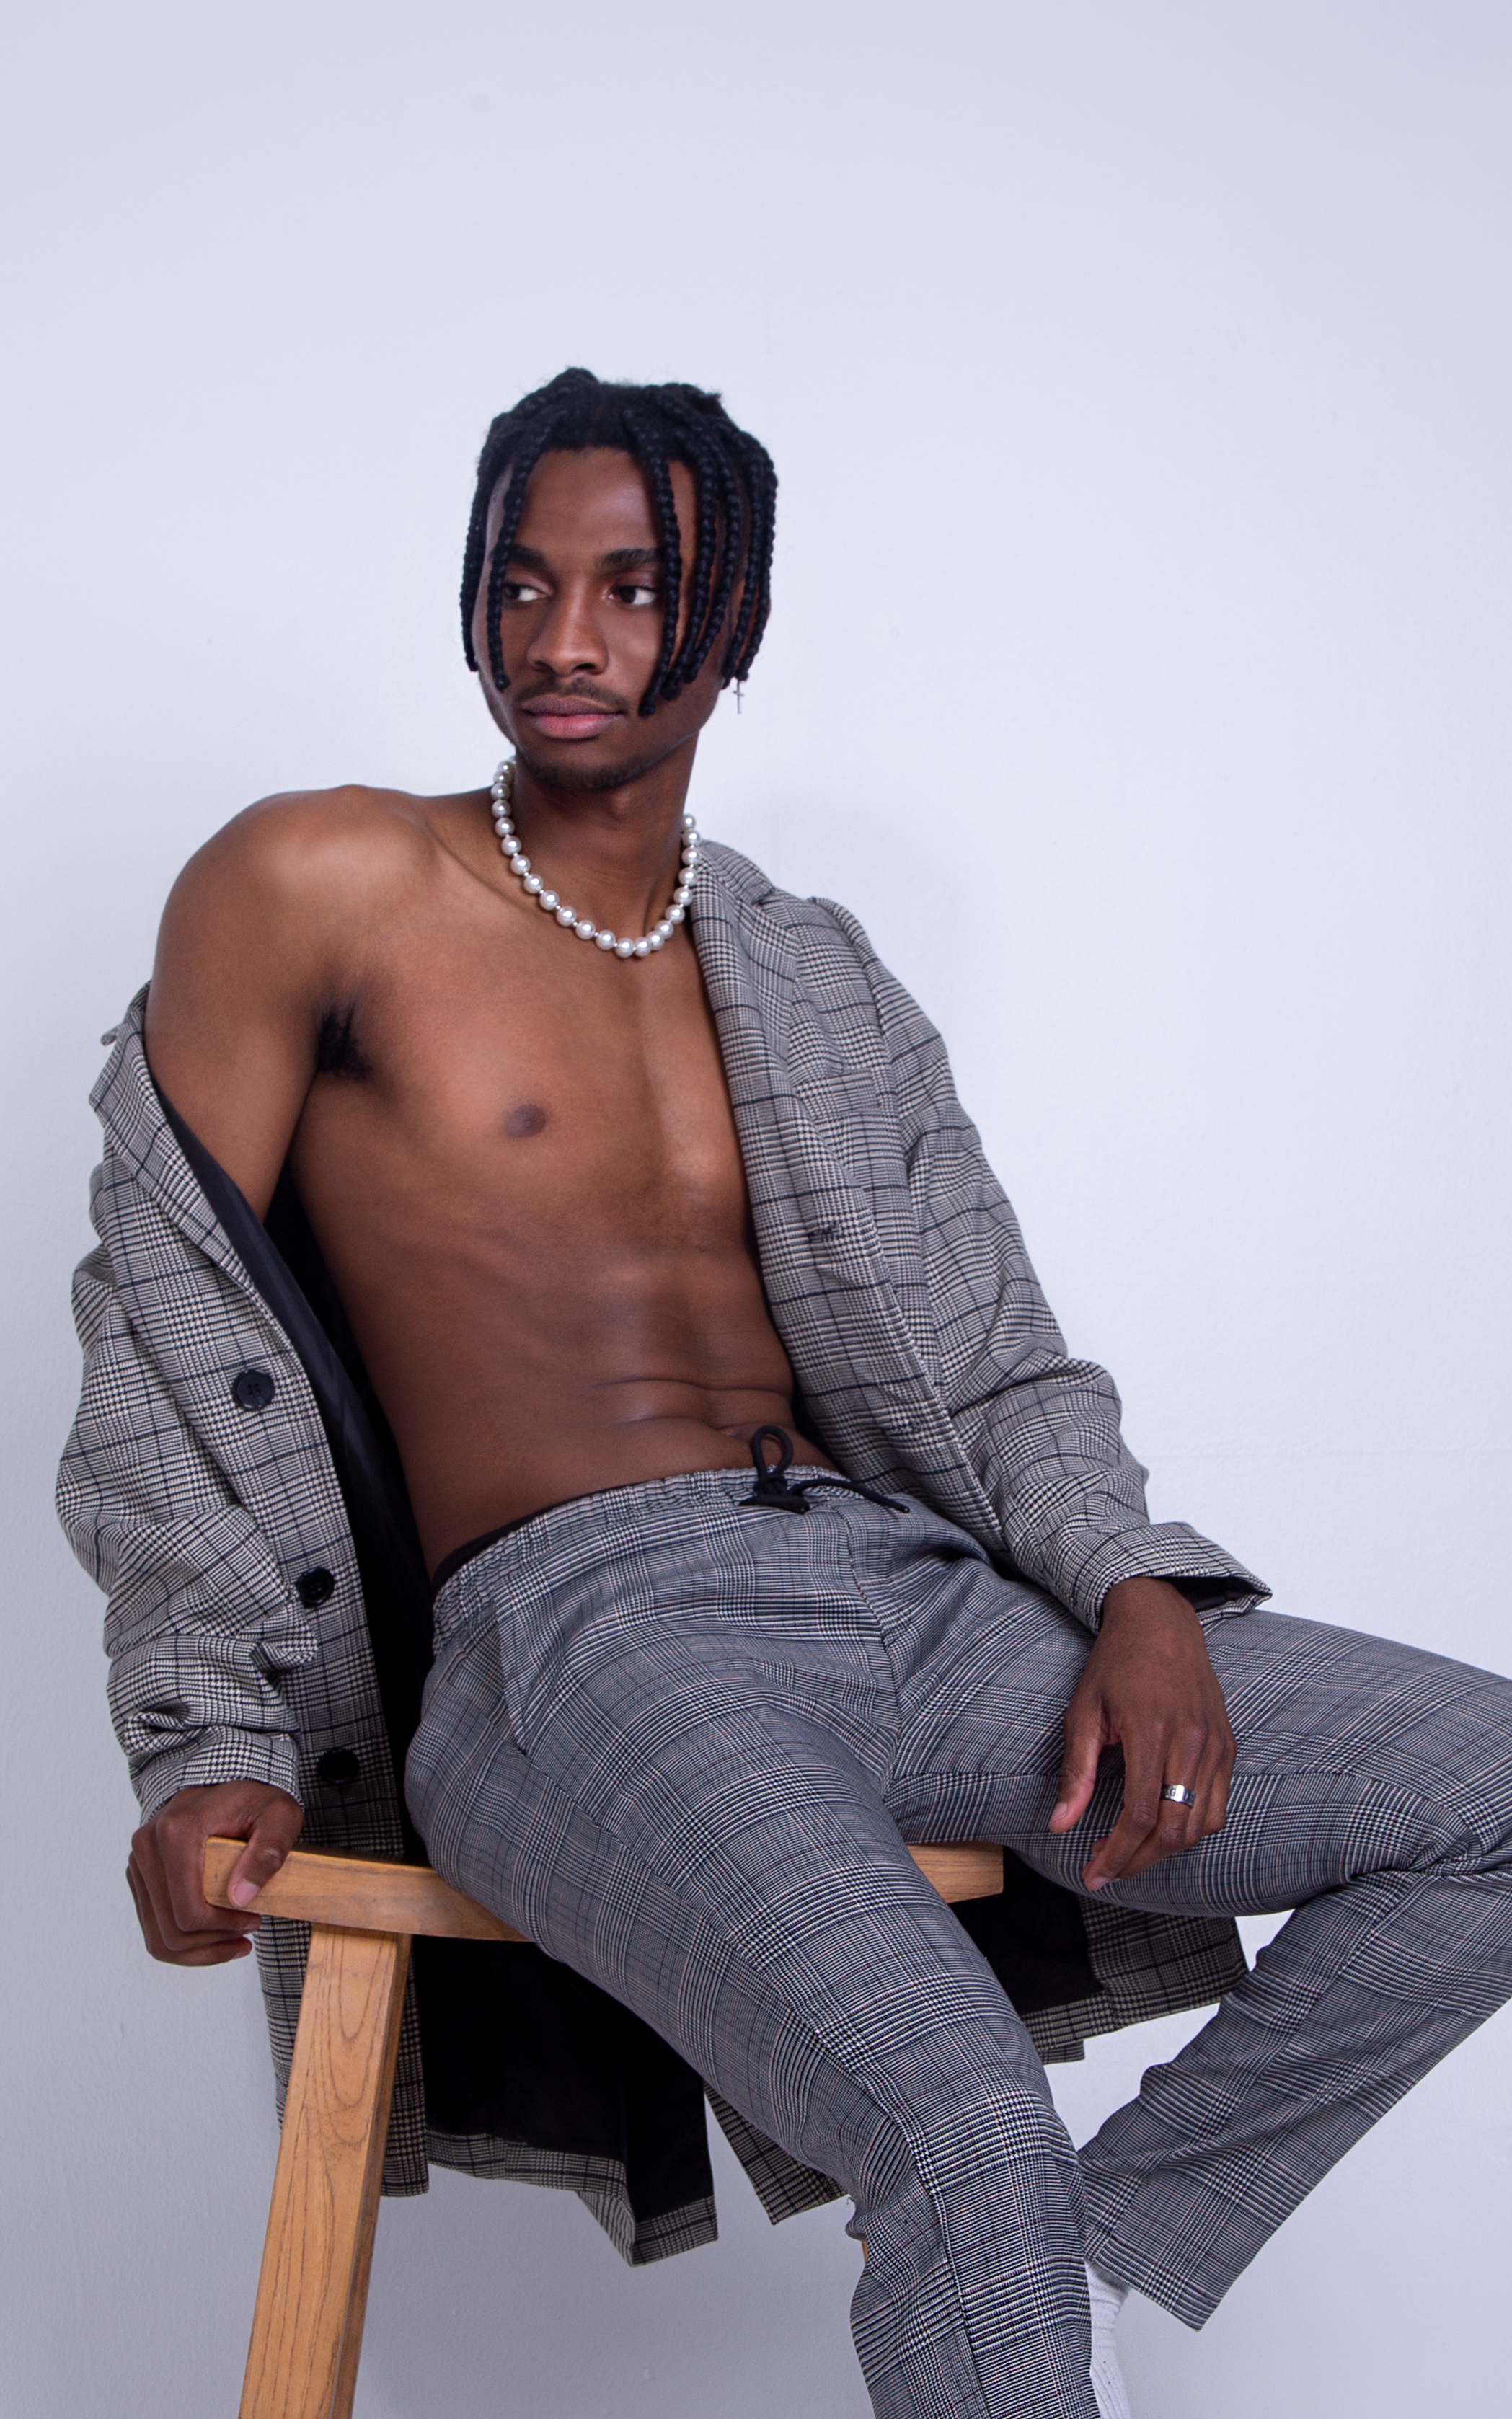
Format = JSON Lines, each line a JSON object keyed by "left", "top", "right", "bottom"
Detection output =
{"left": 161, "top": 783, "right": 482, "bottom": 950}
{"left": 187, "top": 781, "right": 451, "bottom": 893}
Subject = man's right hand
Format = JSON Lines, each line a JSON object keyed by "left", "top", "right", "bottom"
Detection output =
{"left": 126, "top": 1780, "right": 304, "bottom": 1966}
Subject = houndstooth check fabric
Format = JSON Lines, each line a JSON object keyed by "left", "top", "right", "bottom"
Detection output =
{"left": 414, "top": 1470, "right": 1512, "bottom": 2414}
{"left": 57, "top": 839, "right": 1263, "bottom": 2244}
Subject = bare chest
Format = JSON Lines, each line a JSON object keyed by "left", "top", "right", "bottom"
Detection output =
{"left": 291, "top": 916, "right": 751, "bottom": 1251}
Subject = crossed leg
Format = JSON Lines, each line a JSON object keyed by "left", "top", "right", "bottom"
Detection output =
{"left": 874, "top": 1552, "right": 1512, "bottom": 2327}
{"left": 409, "top": 1482, "right": 1512, "bottom": 2412}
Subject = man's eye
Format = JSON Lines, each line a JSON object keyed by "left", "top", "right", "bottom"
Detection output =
{"left": 500, "top": 581, "right": 544, "bottom": 605}
{"left": 614, "top": 584, "right": 660, "bottom": 607}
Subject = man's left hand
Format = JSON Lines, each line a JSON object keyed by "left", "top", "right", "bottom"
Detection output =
{"left": 1048, "top": 1576, "right": 1236, "bottom": 1889}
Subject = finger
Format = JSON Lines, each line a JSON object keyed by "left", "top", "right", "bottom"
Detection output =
{"left": 1082, "top": 1738, "right": 1167, "bottom": 1888}
{"left": 1201, "top": 1728, "right": 1237, "bottom": 1838}
{"left": 1118, "top": 1790, "right": 1204, "bottom": 1877}
{"left": 159, "top": 1803, "right": 248, "bottom": 1937}
{"left": 1050, "top": 1691, "right": 1105, "bottom": 1834}
{"left": 128, "top": 1827, "right": 224, "bottom": 1953}
{"left": 1167, "top": 1725, "right": 1233, "bottom": 1856}
{"left": 1167, "top": 1730, "right": 1213, "bottom": 1852}
{"left": 1120, "top": 1729, "right": 1230, "bottom": 1876}
{"left": 138, "top": 1848, "right": 256, "bottom": 1952}
{"left": 128, "top": 1855, "right": 252, "bottom": 1965}
{"left": 226, "top": 1796, "right": 304, "bottom": 1910}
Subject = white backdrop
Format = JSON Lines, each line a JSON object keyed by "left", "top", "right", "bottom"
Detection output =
{"left": 4, "top": 5, "right": 1509, "bottom": 2415}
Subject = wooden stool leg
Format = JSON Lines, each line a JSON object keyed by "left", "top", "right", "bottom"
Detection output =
{"left": 239, "top": 1924, "right": 411, "bottom": 2419}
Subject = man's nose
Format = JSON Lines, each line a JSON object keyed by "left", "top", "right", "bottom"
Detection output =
{"left": 528, "top": 583, "right": 609, "bottom": 678}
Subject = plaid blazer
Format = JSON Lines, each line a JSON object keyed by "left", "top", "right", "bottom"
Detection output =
{"left": 57, "top": 838, "right": 1264, "bottom": 2260}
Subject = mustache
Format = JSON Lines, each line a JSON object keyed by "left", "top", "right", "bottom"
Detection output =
{"left": 516, "top": 678, "right": 629, "bottom": 714}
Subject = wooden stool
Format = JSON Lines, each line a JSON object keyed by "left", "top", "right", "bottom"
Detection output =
{"left": 205, "top": 1833, "right": 1004, "bottom": 2419}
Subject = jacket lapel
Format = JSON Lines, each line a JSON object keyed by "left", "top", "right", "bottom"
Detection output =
{"left": 693, "top": 854, "right": 1001, "bottom": 1536}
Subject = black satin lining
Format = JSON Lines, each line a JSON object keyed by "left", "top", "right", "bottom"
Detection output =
{"left": 157, "top": 1089, "right": 433, "bottom": 1851}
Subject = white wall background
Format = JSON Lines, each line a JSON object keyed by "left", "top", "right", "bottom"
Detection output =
{"left": 4, "top": 4, "right": 1509, "bottom": 2413}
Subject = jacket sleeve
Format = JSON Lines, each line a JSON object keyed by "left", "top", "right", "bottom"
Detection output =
{"left": 56, "top": 1231, "right": 319, "bottom": 1820}
{"left": 818, "top": 901, "right": 1268, "bottom": 1630}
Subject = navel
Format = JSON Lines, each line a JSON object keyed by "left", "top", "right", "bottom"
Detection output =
{"left": 504, "top": 1101, "right": 549, "bottom": 1138}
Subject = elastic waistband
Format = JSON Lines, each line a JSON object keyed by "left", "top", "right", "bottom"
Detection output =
{"left": 429, "top": 1428, "right": 908, "bottom": 1601}
{"left": 429, "top": 1456, "right": 908, "bottom": 1639}
{"left": 430, "top": 1494, "right": 603, "bottom": 1598}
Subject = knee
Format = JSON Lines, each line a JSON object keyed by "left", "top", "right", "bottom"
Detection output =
{"left": 908, "top": 2073, "right": 1077, "bottom": 2195}
{"left": 845, "top": 2053, "right": 1076, "bottom": 2226}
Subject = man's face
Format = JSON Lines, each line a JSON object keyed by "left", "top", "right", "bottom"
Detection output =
{"left": 472, "top": 445, "right": 727, "bottom": 793}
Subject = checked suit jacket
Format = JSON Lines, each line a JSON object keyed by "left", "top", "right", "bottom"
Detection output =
{"left": 58, "top": 837, "right": 1265, "bottom": 2264}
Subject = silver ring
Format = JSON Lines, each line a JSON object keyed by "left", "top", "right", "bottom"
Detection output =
{"left": 1160, "top": 1784, "right": 1196, "bottom": 1805}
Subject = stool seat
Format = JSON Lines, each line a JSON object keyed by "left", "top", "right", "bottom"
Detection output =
{"left": 205, "top": 1834, "right": 1004, "bottom": 2419}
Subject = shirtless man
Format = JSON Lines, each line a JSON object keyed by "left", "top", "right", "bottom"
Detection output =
{"left": 67, "top": 370, "right": 1512, "bottom": 2419}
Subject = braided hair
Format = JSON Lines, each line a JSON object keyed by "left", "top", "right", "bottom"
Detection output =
{"left": 460, "top": 369, "right": 777, "bottom": 717}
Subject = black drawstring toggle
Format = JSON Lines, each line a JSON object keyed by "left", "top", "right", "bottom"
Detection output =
{"left": 739, "top": 1426, "right": 907, "bottom": 1518}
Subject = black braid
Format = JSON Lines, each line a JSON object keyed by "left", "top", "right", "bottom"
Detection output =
{"left": 653, "top": 401, "right": 728, "bottom": 695}
{"left": 459, "top": 369, "right": 777, "bottom": 713}
{"left": 621, "top": 412, "right": 685, "bottom": 715}
{"left": 724, "top": 434, "right": 777, "bottom": 681}
{"left": 482, "top": 420, "right": 554, "bottom": 694}
{"left": 672, "top": 407, "right": 753, "bottom": 693}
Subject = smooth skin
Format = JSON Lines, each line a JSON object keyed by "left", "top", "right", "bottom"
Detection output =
{"left": 126, "top": 447, "right": 1234, "bottom": 1966}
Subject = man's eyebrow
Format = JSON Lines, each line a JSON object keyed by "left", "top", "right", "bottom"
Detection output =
{"left": 503, "top": 542, "right": 663, "bottom": 573}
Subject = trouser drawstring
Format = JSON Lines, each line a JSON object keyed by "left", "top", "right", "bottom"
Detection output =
{"left": 740, "top": 1425, "right": 907, "bottom": 1516}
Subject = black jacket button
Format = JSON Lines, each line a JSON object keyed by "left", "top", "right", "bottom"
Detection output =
{"left": 294, "top": 1566, "right": 336, "bottom": 1609}
{"left": 316, "top": 1748, "right": 360, "bottom": 1787}
{"left": 231, "top": 1368, "right": 276, "bottom": 1412}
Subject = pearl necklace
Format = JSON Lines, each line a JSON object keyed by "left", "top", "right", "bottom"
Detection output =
{"left": 489, "top": 757, "right": 698, "bottom": 959}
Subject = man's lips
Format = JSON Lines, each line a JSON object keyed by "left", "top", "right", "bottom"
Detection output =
{"left": 521, "top": 699, "right": 623, "bottom": 741}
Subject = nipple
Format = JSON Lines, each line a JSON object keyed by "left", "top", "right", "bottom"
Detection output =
{"left": 504, "top": 1102, "right": 548, "bottom": 1138}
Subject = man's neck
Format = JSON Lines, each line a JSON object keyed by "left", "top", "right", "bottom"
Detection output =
{"left": 503, "top": 744, "right": 698, "bottom": 941}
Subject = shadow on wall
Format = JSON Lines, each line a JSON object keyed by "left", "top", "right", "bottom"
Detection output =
{"left": 353, "top": 2128, "right": 868, "bottom": 2419}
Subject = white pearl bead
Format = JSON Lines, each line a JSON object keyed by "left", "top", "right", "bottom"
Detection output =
{"left": 480, "top": 762, "right": 689, "bottom": 965}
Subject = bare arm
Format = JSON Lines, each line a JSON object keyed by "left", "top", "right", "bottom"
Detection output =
{"left": 143, "top": 787, "right": 386, "bottom": 1213}
{"left": 129, "top": 789, "right": 403, "bottom": 1960}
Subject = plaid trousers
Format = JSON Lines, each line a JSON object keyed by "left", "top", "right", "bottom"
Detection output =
{"left": 409, "top": 1469, "right": 1512, "bottom": 2419}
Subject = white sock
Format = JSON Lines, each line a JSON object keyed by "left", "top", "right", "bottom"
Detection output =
{"left": 1085, "top": 2263, "right": 1133, "bottom": 2419}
